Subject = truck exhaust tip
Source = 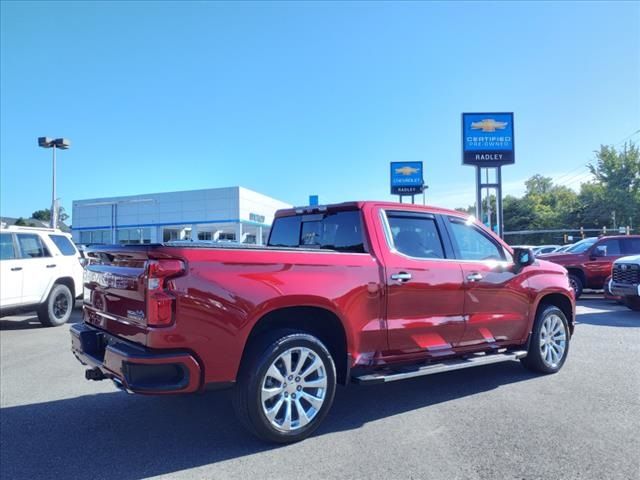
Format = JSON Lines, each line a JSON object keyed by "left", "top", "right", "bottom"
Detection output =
{"left": 85, "top": 367, "right": 106, "bottom": 381}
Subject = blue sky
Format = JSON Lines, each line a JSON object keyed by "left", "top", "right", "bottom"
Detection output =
{"left": 1, "top": 1, "right": 639, "bottom": 221}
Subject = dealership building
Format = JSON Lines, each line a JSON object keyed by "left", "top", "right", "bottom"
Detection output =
{"left": 71, "top": 186, "right": 291, "bottom": 246}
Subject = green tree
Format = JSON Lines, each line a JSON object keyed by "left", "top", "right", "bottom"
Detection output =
{"left": 14, "top": 217, "right": 28, "bottom": 226}
{"left": 31, "top": 207, "right": 70, "bottom": 223}
{"left": 584, "top": 143, "right": 640, "bottom": 229}
{"left": 457, "top": 142, "right": 638, "bottom": 241}
{"left": 31, "top": 209, "right": 50, "bottom": 221}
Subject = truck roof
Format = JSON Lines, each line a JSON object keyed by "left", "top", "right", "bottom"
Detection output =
{"left": 274, "top": 201, "right": 470, "bottom": 219}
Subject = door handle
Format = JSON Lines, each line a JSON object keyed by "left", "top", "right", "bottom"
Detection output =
{"left": 467, "top": 272, "right": 483, "bottom": 282}
{"left": 391, "top": 272, "right": 412, "bottom": 282}
{"left": 46, "top": 264, "right": 57, "bottom": 268}
{"left": 11, "top": 267, "right": 22, "bottom": 271}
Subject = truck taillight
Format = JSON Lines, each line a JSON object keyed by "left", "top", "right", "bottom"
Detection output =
{"left": 146, "top": 259, "right": 185, "bottom": 327}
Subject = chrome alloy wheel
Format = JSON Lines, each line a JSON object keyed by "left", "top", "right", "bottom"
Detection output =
{"left": 260, "top": 347, "right": 328, "bottom": 432}
{"left": 539, "top": 313, "right": 567, "bottom": 368}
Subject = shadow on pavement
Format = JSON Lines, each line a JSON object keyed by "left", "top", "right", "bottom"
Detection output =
{"left": 0, "top": 306, "right": 83, "bottom": 331}
{"left": 0, "top": 362, "right": 537, "bottom": 480}
{"left": 577, "top": 307, "right": 639, "bottom": 327}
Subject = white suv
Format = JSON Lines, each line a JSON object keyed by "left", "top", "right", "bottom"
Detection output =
{"left": 0, "top": 226, "right": 84, "bottom": 326}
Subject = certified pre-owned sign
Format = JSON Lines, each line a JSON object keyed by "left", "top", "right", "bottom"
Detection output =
{"left": 462, "top": 112, "right": 515, "bottom": 166}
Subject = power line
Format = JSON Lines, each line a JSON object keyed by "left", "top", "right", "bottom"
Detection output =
{"left": 552, "top": 165, "right": 590, "bottom": 184}
{"left": 614, "top": 129, "right": 640, "bottom": 146}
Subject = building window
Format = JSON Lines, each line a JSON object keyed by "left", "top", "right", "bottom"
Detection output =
{"left": 198, "top": 231, "right": 213, "bottom": 241}
{"left": 218, "top": 233, "right": 236, "bottom": 241}
{"left": 79, "top": 230, "right": 111, "bottom": 245}
{"left": 117, "top": 228, "right": 151, "bottom": 244}
{"left": 163, "top": 229, "right": 180, "bottom": 242}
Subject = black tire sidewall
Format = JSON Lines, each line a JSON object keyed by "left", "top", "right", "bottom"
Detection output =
{"left": 527, "top": 305, "right": 570, "bottom": 374}
{"left": 568, "top": 274, "right": 583, "bottom": 299}
{"left": 40, "top": 284, "right": 73, "bottom": 327}
{"left": 243, "top": 332, "right": 336, "bottom": 443}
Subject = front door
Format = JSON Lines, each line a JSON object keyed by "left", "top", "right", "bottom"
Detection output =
{"left": 444, "top": 216, "right": 531, "bottom": 348}
{"left": 584, "top": 237, "right": 626, "bottom": 288}
{"left": 378, "top": 210, "right": 466, "bottom": 359}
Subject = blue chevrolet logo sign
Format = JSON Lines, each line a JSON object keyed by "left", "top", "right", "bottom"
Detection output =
{"left": 390, "top": 162, "right": 424, "bottom": 195}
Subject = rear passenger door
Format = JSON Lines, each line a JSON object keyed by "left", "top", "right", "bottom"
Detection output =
{"left": 378, "top": 210, "right": 466, "bottom": 358}
{"left": 622, "top": 237, "right": 640, "bottom": 256}
{"left": 16, "top": 233, "right": 55, "bottom": 304}
{"left": 444, "top": 216, "right": 531, "bottom": 348}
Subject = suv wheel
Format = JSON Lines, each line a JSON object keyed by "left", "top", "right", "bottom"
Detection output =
{"left": 233, "top": 330, "right": 336, "bottom": 443}
{"left": 38, "top": 284, "right": 73, "bottom": 327}
{"left": 568, "top": 274, "right": 583, "bottom": 299}
{"left": 521, "top": 304, "right": 570, "bottom": 374}
{"left": 624, "top": 296, "right": 640, "bottom": 311}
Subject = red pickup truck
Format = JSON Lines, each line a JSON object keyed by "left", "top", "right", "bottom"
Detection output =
{"left": 539, "top": 235, "right": 640, "bottom": 298}
{"left": 72, "top": 202, "right": 575, "bottom": 443}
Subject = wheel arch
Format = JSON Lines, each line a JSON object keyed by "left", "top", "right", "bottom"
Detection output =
{"left": 242, "top": 305, "right": 350, "bottom": 385}
{"left": 534, "top": 292, "right": 575, "bottom": 336}
{"left": 565, "top": 268, "right": 586, "bottom": 288}
{"left": 39, "top": 276, "right": 76, "bottom": 304}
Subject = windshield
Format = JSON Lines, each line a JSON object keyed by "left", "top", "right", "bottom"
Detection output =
{"left": 566, "top": 237, "right": 597, "bottom": 253}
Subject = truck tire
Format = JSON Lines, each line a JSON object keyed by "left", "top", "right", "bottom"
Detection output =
{"left": 233, "top": 330, "right": 337, "bottom": 443}
{"left": 521, "top": 304, "right": 570, "bottom": 374}
{"left": 623, "top": 296, "right": 640, "bottom": 311}
{"left": 568, "top": 274, "right": 583, "bottom": 299}
{"left": 37, "top": 284, "right": 73, "bottom": 327}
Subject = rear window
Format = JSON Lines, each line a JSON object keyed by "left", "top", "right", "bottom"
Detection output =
{"left": 17, "top": 234, "right": 50, "bottom": 258}
{"left": 386, "top": 213, "right": 445, "bottom": 259}
{"left": 268, "top": 210, "right": 366, "bottom": 253}
{"left": 624, "top": 237, "right": 640, "bottom": 254}
{"left": 268, "top": 216, "right": 302, "bottom": 248}
{"left": 49, "top": 234, "right": 78, "bottom": 256}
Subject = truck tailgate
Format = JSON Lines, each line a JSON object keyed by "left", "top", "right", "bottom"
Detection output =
{"left": 83, "top": 245, "right": 184, "bottom": 345}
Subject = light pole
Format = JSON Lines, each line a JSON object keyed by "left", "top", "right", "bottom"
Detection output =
{"left": 38, "top": 137, "right": 70, "bottom": 228}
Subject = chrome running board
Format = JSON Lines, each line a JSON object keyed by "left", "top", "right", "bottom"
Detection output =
{"left": 353, "top": 350, "right": 528, "bottom": 385}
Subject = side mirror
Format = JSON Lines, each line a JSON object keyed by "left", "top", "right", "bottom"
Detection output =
{"left": 513, "top": 247, "right": 535, "bottom": 270}
{"left": 591, "top": 246, "right": 606, "bottom": 258}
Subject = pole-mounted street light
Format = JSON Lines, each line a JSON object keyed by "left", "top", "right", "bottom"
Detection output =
{"left": 38, "top": 137, "right": 71, "bottom": 229}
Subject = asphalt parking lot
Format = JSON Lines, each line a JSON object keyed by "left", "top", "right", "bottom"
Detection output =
{"left": 1, "top": 298, "right": 638, "bottom": 480}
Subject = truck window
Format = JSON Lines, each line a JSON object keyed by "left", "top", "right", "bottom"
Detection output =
{"left": 269, "top": 210, "right": 366, "bottom": 253}
{"left": 386, "top": 213, "right": 444, "bottom": 259}
{"left": 0, "top": 233, "right": 16, "bottom": 260}
{"left": 623, "top": 237, "right": 640, "bottom": 254}
{"left": 268, "top": 216, "right": 302, "bottom": 248}
{"left": 596, "top": 238, "right": 621, "bottom": 256}
{"left": 16, "top": 234, "right": 51, "bottom": 259}
{"left": 448, "top": 218, "right": 504, "bottom": 261}
{"left": 49, "top": 234, "right": 78, "bottom": 256}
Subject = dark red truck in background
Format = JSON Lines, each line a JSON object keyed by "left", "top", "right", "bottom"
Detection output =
{"left": 539, "top": 235, "right": 640, "bottom": 298}
{"left": 72, "top": 202, "right": 575, "bottom": 443}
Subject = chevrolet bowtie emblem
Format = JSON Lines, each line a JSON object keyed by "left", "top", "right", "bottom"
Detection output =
{"left": 470, "top": 118, "right": 508, "bottom": 132}
{"left": 395, "top": 166, "right": 419, "bottom": 176}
